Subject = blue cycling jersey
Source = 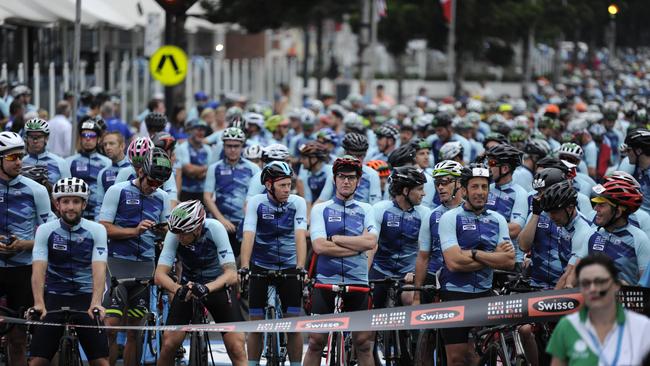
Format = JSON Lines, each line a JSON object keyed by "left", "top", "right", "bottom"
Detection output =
{"left": 114, "top": 166, "right": 178, "bottom": 205}
{"left": 175, "top": 141, "right": 214, "bottom": 193}
{"left": 371, "top": 200, "right": 431, "bottom": 277}
{"left": 298, "top": 164, "right": 332, "bottom": 204}
{"left": 486, "top": 181, "right": 528, "bottom": 262}
{"left": 422, "top": 173, "right": 437, "bottom": 210}
{"left": 636, "top": 167, "right": 650, "bottom": 215}
{"left": 32, "top": 218, "right": 107, "bottom": 295}
{"left": 66, "top": 152, "right": 111, "bottom": 219}
{"left": 23, "top": 151, "right": 71, "bottom": 185}
{"left": 243, "top": 194, "right": 307, "bottom": 270}
{"left": 524, "top": 212, "right": 572, "bottom": 288}
{"left": 246, "top": 171, "right": 265, "bottom": 199}
{"left": 427, "top": 133, "right": 472, "bottom": 164}
{"left": 205, "top": 158, "right": 260, "bottom": 224}
{"left": 158, "top": 219, "right": 236, "bottom": 284}
{"left": 0, "top": 176, "right": 54, "bottom": 267}
{"left": 565, "top": 211, "right": 600, "bottom": 265}
{"left": 438, "top": 205, "right": 511, "bottom": 293}
{"left": 289, "top": 133, "right": 315, "bottom": 157}
{"left": 512, "top": 166, "right": 534, "bottom": 192}
{"left": 310, "top": 196, "right": 378, "bottom": 285}
{"left": 317, "top": 165, "right": 382, "bottom": 204}
{"left": 420, "top": 202, "right": 460, "bottom": 276}
{"left": 591, "top": 224, "right": 650, "bottom": 285}
{"left": 98, "top": 180, "right": 169, "bottom": 262}
{"left": 95, "top": 157, "right": 131, "bottom": 217}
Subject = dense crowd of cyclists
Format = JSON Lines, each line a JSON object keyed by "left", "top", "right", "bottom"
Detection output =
{"left": 3, "top": 60, "right": 650, "bottom": 365}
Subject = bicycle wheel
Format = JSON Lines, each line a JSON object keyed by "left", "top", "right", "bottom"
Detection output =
{"left": 397, "top": 330, "right": 415, "bottom": 366}
{"left": 476, "top": 344, "right": 508, "bottom": 366}
{"left": 58, "top": 337, "right": 75, "bottom": 366}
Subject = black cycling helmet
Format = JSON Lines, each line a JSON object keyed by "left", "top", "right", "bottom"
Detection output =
{"left": 152, "top": 131, "right": 176, "bottom": 152}
{"left": 532, "top": 168, "right": 566, "bottom": 191}
{"left": 145, "top": 112, "right": 168, "bottom": 132}
{"left": 375, "top": 124, "right": 400, "bottom": 140}
{"left": 433, "top": 111, "right": 453, "bottom": 128}
{"left": 626, "top": 128, "right": 650, "bottom": 154}
{"left": 387, "top": 143, "right": 417, "bottom": 168}
{"left": 486, "top": 144, "right": 523, "bottom": 168}
{"left": 388, "top": 166, "right": 427, "bottom": 197}
{"left": 142, "top": 147, "right": 173, "bottom": 182}
{"left": 78, "top": 116, "right": 102, "bottom": 135}
{"left": 460, "top": 163, "right": 492, "bottom": 187}
{"left": 21, "top": 165, "right": 49, "bottom": 186}
{"left": 260, "top": 161, "right": 294, "bottom": 185}
{"left": 523, "top": 138, "right": 550, "bottom": 158}
{"left": 536, "top": 156, "right": 570, "bottom": 174}
{"left": 483, "top": 132, "right": 508, "bottom": 148}
{"left": 341, "top": 132, "right": 369, "bottom": 153}
{"left": 539, "top": 181, "right": 577, "bottom": 211}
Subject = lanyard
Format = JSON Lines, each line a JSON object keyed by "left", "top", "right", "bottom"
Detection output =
{"left": 587, "top": 323, "right": 624, "bottom": 366}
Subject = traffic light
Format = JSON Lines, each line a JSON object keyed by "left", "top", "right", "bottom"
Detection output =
{"left": 154, "top": 0, "right": 198, "bottom": 16}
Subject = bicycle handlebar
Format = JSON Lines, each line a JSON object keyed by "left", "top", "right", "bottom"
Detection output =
{"left": 314, "top": 283, "right": 370, "bottom": 293}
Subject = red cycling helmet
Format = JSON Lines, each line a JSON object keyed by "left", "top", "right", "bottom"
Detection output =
{"left": 333, "top": 155, "right": 363, "bottom": 178}
{"left": 591, "top": 178, "right": 643, "bottom": 213}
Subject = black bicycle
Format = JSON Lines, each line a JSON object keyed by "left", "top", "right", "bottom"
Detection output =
{"left": 0, "top": 304, "right": 17, "bottom": 365}
{"left": 28, "top": 307, "right": 101, "bottom": 366}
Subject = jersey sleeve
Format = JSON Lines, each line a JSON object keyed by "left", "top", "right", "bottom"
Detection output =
{"left": 497, "top": 213, "right": 511, "bottom": 242}
{"left": 204, "top": 163, "right": 217, "bottom": 194}
{"left": 368, "top": 171, "right": 382, "bottom": 204}
{"left": 208, "top": 221, "right": 236, "bottom": 266}
{"left": 418, "top": 207, "right": 432, "bottom": 252}
{"left": 242, "top": 195, "right": 261, "bottom": 233}
{"left": 310, "top": 203, "right": 327, "bottom": 240}
{"left": 32, "top": 223, "right": 51, "bottom": 262}
{"left": 98, "top": 185, "right": 120, "bottom": 222}
{"left": 160, "top": 191, "right": 170, "bottom": 223}
{"left": 294, "top": 196, "right": 308, "bottom": 230}
{"left": 584, "top": 143, "right": 598, "bottom": 169}
{"left": 439, "top": 209, "right": 459, "bottom": 251}
{"left": 317, "top": 173, "right": 334, "bottom": 202}
{"left": 372, "top": 201, "right": 389, "bottom": 238}
{"left": 58, "top": 157, "right": 71, "bottom": 178}
{"left": 298, "top": 169, "right": 311, "bottom": 203}
{"left": 95, "top": 167, "right": 108, "bottom": 216}
{"left": 31, "top": 182, "right": 54, "bottom": 224}
{"left": 510, "top": 189, "right": 528, "bottom": 229}
{"left": 163, "top": 173, "right": 178, "bottom": 203}
{"left": 635, "top": 231, "right": 650, "bottom": 274}
{"left": 175, "top": 144, "right": 189, "bottom": 166}
{"left": 90, "top": 223, "right": 108, "bottom": 262}
{"left": 246, "top": 174, "right": 265, "bottom": 199}
{"left": 363, "top": 203, "right": 379, "bottom": 236}
{"left": 158, "top": 232, "right": 179, "bottom": 267}
{"left": 114, "top": 167, "right": 130, "bottom": 184}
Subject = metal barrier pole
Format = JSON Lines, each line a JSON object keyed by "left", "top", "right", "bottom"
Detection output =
{"left": 120, "top": 59, "right": 128, "bottom": 123}
{"left": 213, "top": 58, "right": 221, "bottom": 98}
{"left": 33, "top": 63, "right": 40, "bottom": 110}
{"left": 63, "top": 62, "right": 70, "bottom": 93}
{"left": 49, "top": 62, "right": 55, "bottom": 117}
{"left": 17, "top": 63, "right": 24, "bottom": 84}
{"left": 132, "top": 58, "right": 139, "bottom": 122}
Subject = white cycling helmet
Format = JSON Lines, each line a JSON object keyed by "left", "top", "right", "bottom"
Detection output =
{"left": 245, "top": 113, "right": 265, "bottom": 129}
{"left": 221, "top": 127, "right": 246, "bottom": 143}
{"left": 439, "top": 141, "right": 464, "bottom": 160}
{"left": 52, "top": 177, "right": 90, "bottom": 201}
{"left": 0, "top": 131, "right": 25, "bottom": 154}
{"left": 243, "top": 145, "right": 263, "bottom": 160}
{"left": 168, "top": 200, "right": 206, "bottom": 234}
{"left": 432, "top": 160, "right": 464, "bottom": 178}
{"left": 263, "top": 143, "right": 290, "bottom": 161}
{"left": 24, "top": 118, "right": 50, "bottom": 135}
{"left": 558, "top": 142, "right": 584, "bottom": 159}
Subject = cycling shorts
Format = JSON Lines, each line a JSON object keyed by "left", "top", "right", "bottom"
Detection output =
{"left": 439, "top": 290, "right": 490, "bottom": 345}
{"left": 103, "top": 281, "right": 149, "bottom": 319}
{"left": 30, "top": 293, "right": 109, "bottom": 361}
{"left": 248, "top": 265, "right": 303, "bottom": 317}
{"left": 166, "top": 287, "right": 243, "bottom": 327}
{"left": 310, "top": 285, "right": 370, "bottom": 315}
{"left": 0, "top": 265, "right": 32, "bottom": 312}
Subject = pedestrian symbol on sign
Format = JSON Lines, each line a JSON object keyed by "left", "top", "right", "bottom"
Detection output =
{"left": 149, "top": 45, "right": 188, "bottom": 86}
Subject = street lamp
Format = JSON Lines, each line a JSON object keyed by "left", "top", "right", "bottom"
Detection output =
{"left": 607, "top": 4, "right": 618, "bottom": 57}
{"left": 608, "top": 4, "right": 619, "bottom": 17}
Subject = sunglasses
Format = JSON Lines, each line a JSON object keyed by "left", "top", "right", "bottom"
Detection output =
{"left": 487, "top": 159, "right": 499, "bottom": 167}
{"left": 2, "top": 153, "right": 24, "bottom": 161}
{"left": 81, "top": 132, "right": 98, "bottom": 139}
{"left": 146, "top": 177, "right": 165, "bottom": 188}
{"left": 434, "top": 178, "right": 455, "bottom": 187}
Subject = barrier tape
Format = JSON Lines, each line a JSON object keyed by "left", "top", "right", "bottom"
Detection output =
{"left": 1, "top": 287, "right": 648, "bottom": 333}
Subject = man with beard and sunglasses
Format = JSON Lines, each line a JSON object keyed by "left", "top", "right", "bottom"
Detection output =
{"left": 0, "top": 131, "right": 54, "bottom": 366}
{"left": 414, "top": 160, "right": 464, "bottom": 305}
{"left": 30, "top": 177, "right": 109, "bottom": 366}
{"left": 437, "top": 163, "right": 515, "bottom": 366}
{"left": 98, "top": 148, "right": 171, "bottom": 366}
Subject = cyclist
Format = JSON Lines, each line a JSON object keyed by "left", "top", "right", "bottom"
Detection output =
{"left": 427, "top": 111, "right": 471, "bottom": 164}
{"left": 366, "top": 159, "right": 391, "bottom": 193}
{"left": 369, "top": 124, "right": 400, "bottom": 161}
{"left": 0, "top": 131, "right": 53, "bottom": 366}
{"left": 155, "top": 200, "right": 246, "bottom": 366}
{"left": 304, "top": 156, "right": 378, "bottom": 366}
{"left": 484, "top": 144, "right": 529, "bottom": 263}
{"left": 95, "top": 131, "right": 131, "bottom": 216}
{"left": 30, "top": 177, "right": 109, "bottom": 366}
{"left": 590, "top": 176, "right": 650, "bottom": 284}
{"left": 414, "top": 160, "right": 464, "bottom": 305}
{"left": 371, "top": 166, "right": 430, "bottom": 308}
{"left": 22, "top": 117, "right": 71, "bottom": 185}
{"left": 246, "top": 143, "right": 291, "bottom": 200}
{"left": 412, "top": 138, "right": 434, "bottom": 174}
{"left": 176, "top": 118, "right": 214, "bottom": 201}
{"left": 243, "top": 144, "right": 263, "bottom": 168}
{"left": 316, "top": 132, "right": 382, "bottom": 204}
{"left": 265, "top": 114, "right": 290, "bottom": 146}
{"left": 99, "top": 149, "right": 171, "bottom": 366}
{"left": 288, "top": 108, "right": 317, "bottom": 160}
{"left": 539, "top": 181, "right": 602, "bottom": 288}
{"left": 625, "top": 128, "right": 650, "bottom": 214}
{"left": 66, "top": 117, "right": 111, "bottom": 219}
{"left": 204, "top": 127, "right": 260, "bottom": 257}
{"left": 439, "top": 141, "right": 464, "bottom": 163}
{"left": 144, "top": 111, "right": 168, "bottom": 136}
{"left": 240, "top": 161, "right": 307, "bottom": 366}
{"left": 557, "top": 142, "right": 597, "bottom": 197}
{"left": 297, "top": 141, "right": 332, "bottom": 210}
{"left": 514, "top": 138, "right": 550, "bottom": 192}
{"left": 385, "top": 143, "right": 437, "bottom": 208}
{"left": 437, "top": 163, "right": 515, "bottom": 366}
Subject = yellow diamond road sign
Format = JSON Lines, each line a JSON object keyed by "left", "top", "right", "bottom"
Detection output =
{"left": 149, "top": 45, "right": 188, "bottom": 86}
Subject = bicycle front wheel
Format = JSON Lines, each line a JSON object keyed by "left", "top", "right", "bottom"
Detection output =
{"left": 189, "top": 331, "right": 208, "bottom": 366}
{"left": 58, "top": 337, "right": 78, "bottom": 366}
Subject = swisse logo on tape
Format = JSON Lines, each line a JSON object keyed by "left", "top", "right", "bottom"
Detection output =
{"left": 528, "top": 294, "right": 582, "bottom": 317}
{"left": 296, "top": 317, "right": 349, "bottom": 331}
{"left": 180, "top": 325, "right": 235, "bottom": 332}
{"left": 410, "top": 306, "right": 465, "bottom": 325}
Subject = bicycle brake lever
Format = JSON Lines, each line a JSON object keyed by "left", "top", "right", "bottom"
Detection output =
{"left": 92, "top": 308, "right": 103, "bottom": 334}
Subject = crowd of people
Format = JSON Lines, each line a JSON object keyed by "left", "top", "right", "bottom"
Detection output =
{"left": 2, "top": 62, "right": 650, "bottom": 366}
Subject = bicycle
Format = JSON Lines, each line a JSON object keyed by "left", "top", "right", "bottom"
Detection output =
{"left": 312, "top": 283, "right": 371, "bottom": 366}
{"left": 0, "top": 304, "right": 17, "bottom": 365}
{"left": 28, "top": 307, "right": 101, "bottom": 366}
{"left": 242, "top": 270, "right": 304, "bottom": 366}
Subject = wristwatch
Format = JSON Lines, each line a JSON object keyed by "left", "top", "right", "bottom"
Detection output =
{"left": 471, "top": 249, "right": 478, "bottom": 260}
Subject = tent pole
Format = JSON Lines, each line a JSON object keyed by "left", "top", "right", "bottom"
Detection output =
{"left": 71, "top": 0, "right": 81, "bottom": 156}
